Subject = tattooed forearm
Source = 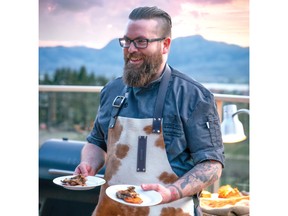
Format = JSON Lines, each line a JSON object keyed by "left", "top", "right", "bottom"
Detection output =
{"left": 178, "top": 160, "right": 222, "bottom": 195}
{"left": 165, "top": 161, "right": 222, "bottom": 202}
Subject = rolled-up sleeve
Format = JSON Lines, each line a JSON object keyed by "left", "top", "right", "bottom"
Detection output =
{"left": 186, "top": 94, "right": 225, "bottom": 168}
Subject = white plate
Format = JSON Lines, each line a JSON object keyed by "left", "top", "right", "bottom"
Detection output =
{"left": 106, "top": 184, "right": 162, "bottom": 207}
{"left": 53, "top": 175, "right": 106, "bottom": 191}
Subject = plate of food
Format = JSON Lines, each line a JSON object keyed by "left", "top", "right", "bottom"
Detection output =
{"left": 200, "top": 185, "right": 250, "bottom": 209}
{"left": 53, "top": 174, "right": 106, "bottom": 190}
{"left": 105, "top": 184, "right": 162, "bottom": 207}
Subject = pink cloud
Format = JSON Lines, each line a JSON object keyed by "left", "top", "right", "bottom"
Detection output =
{"left": 39, "top": 0, "right": 249, "bottom": 48}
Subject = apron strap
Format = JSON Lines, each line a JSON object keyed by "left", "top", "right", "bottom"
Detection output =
{"left": 109, "top": 94, "right": 127, "bottom": 128}
{"left": 152, "top": 65, "right": 171, "bottom": 133}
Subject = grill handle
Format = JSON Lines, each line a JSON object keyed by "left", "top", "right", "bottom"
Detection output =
{"left": 48, "top": 168, "right": 104, "bottom": 178}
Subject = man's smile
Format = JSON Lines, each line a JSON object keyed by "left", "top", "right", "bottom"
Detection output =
{"left": 128, "top": 55, "right": 143, "bottom": 64}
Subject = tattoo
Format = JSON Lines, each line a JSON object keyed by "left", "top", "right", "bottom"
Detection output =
{"left": 169, "top": 184, "right": 183, "bottom": 200}
{"left": 180, "top": 161, "right": 221, "bottom": 190}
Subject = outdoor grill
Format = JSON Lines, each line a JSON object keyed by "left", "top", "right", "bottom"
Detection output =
{"left": 39, "top": 138, "right": 105, "bottom": 216}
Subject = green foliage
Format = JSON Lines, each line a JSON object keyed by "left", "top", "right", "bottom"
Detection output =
{"left": 39, "top": 66, "right": 110, "bottom": 130}
{"left": 39, "top": 66, "right": 109, "bottom": 86}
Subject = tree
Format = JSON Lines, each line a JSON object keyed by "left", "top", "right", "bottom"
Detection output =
{"left": 39, "top": 66, "right": 110, "bottom": 130}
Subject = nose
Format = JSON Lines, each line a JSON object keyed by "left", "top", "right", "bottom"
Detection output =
{"left": 127, "top": 41, "right": 138, "bottom": 53}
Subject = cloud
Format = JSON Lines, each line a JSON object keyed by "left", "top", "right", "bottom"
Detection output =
{"left": 189, "top": 0, "right": 232, "bottom": 4}
{"left": 39, "top": 0, "right": 249, "bottom": 48}
{"left": 57, "top": 0, "right": 103, "bottom": 11}
{"left": 40, "top": 0, "right": 103, "bottom": 13}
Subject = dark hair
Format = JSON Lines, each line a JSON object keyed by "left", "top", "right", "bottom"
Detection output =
{"left": 128, "top": 6, "right": 172, "bottom": 37}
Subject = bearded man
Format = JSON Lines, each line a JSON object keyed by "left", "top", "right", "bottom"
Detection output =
{"left": 74, "top": 6, "right": 225, "bottom": 216}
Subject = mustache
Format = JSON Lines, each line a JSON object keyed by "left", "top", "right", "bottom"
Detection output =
{"left": 125, "top": 53, "right": 145, "bottom": 61}
{"left": 127, "top": 53, "right": 143, "bottom": 58}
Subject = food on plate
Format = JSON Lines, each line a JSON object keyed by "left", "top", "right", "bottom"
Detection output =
{"left": 116, "top": 186, "right": 143, "bottom": 204}
{"left": 121, "top": 196, "right": 143, "bottom": 204}
{"left": 61, "top": 174, "right": 87, "bottom": 186}
{"left": 218, "top": 184, "right": 241, "bottom": 198}
{"left": 200, "top": 185, "right": 250, "bottom": 208}
{"left": 200, "top": 190, "right": 212, "bottom": 198}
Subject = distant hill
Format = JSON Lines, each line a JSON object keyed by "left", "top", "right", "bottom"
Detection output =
{"left": 39, "top": 35, "right": 249, "bottom": 84}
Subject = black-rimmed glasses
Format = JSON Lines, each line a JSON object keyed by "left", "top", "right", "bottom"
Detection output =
{"left": 118, "top": 37, "right": 166, "bottom": 49}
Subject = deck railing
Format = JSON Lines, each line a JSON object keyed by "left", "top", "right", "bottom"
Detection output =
{"left": 39, "top": 85, "right": 249, "bottom": 121}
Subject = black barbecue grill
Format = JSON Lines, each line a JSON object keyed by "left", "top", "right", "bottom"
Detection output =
{"left": 39, "top": 138, "right": 105, "bottom": 216}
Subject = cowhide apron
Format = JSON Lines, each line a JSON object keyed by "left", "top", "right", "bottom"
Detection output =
{"left": 92, "top": 116, "right": 194, "bottom": 216}
{"left": 92, "top": 66, "right": 194, "bottom": 215}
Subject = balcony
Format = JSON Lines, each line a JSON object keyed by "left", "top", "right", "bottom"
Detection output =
{"left": 39, "top": 84, "right": 249, "bottom": 216}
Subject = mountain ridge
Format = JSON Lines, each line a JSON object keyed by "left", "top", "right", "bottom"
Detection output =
{"left": 39, "top": 35, "right": 249, "bottom": 84}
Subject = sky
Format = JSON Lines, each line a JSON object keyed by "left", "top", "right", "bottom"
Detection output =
{"left": 39, "top": 0, "right": 249, "bottom": 49}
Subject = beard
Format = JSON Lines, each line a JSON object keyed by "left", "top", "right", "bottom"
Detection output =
{"left": 122, "top": 50, "right": 163, "bottom": 87}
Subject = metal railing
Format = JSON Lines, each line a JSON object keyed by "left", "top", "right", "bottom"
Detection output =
{"left": 39, "top": 85, "right": 249, "bottom": 120}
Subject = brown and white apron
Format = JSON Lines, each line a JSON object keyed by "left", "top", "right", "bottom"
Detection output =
{"left": 92, "top": 116, "right": 194, "bottom": 216}
{"left": 92, "top": 66, "right": 194, "bottom": 215}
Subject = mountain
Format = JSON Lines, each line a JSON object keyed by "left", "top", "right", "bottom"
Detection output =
{"left": 39, "top": 35, "right": 249, "bottom": 84}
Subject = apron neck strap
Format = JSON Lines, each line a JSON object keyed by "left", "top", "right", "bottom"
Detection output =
{"left": 152, "top": 65, "right": 171, "bottom": 134}
{"left": 108, "top": 87, "right": 128, "bottom": 129}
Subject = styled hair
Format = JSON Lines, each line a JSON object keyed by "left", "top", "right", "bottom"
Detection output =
{"left": 128, "top": 6, "right": 172, "bottom": 37}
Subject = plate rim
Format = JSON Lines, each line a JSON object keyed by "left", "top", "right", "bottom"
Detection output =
{"left": 105, "top": 184, "right": 162, "bottom": 207}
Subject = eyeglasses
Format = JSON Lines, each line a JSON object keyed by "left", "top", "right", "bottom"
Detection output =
{"left": 119, "top": 37, "right": 166, "bottom": 49}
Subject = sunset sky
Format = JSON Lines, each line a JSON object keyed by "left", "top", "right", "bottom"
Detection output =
{"left": 39, "top": 0, "right": 249, "bottom": 49}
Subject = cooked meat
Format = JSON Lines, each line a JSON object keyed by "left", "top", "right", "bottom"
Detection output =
{"left": 116, "top": 186, "right": 138, "bottom": 199}
{"left": 61, "top": 174, "right": 87, "bottom": 186}
{"left": 116, "top": 186, "right": 143, "bottom": 204}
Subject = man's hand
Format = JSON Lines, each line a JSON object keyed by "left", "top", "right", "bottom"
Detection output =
{"left": 74, "top": 161, "right": 94, "bottom": 176}
{"left": 141, "top": 183, "right": 182, "bottom": 204}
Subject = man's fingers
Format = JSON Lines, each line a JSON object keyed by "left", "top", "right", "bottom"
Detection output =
{"left": 74, "top": 164, "right": 89, "bottom": 176}
{"left": 141, "top": 184, "right": 172, "bottom": 204}
{"left": 141, "top": 184, "right": 160, "bottom": 191}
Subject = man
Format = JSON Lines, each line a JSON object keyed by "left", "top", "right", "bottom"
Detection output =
{"left": 75, "top": 6, "right": 225, "bottom": 216}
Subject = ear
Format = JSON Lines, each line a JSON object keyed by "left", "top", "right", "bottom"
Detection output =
{"left": 162, "top": 37, "right": 171, "bottom": 54}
